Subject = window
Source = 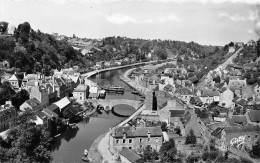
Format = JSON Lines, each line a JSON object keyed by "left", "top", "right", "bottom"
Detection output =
{"left": 123, "top": 139, "right": 126, "bottom": 144}
{"left": 129, "top": 139, "right": 132, "bottom": 144}
{"left": 116, "top": 140, "right": 119, "bottom": 144}
{"left": 248, "top": 135, "right": 251, "bottom": 140}
{"left": 255, "top": 135, "right": 258, "bottom": 139}
{"left": 129, "top": 147, "right": 132, "bottom": 150}
{"left": 140, "top": 138, "right": 143, "bottom": 143}
{"left": 155, "top": 138, "right": 159, "bottom": 142}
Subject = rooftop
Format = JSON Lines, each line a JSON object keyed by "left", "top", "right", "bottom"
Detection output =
{"left": 248, "top": 110, "right": 260, "bottom": 123}
{"left": 114, "top": 126, "right": 162, "bottom": 138}
{"left": 224, "top": 125, "right": 260, "bottom": 134}
{"left": 119, "top": 148, "right": 141, "bottom": 163}
{"left": 54, "top": 97, "right": 71, "bottom": 109}
{"left": 74, "top": 84, "right": 88, "bottom": 92}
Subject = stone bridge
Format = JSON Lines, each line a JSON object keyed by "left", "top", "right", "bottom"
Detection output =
{"left": 86, "top": 99, "right": 143, "bottom": 111}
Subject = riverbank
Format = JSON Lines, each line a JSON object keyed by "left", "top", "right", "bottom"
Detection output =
{"left": 81, "top": 59, "right": 175, "bottom": 78}
{"left": 88, "top": 132, "right": 106, "bottom": 163}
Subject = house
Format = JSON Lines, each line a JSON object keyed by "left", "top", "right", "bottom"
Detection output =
{"left": 8, "top": 74, "right": 20, "bottom": 89}
{"left": 85, "top": 79, "right": 98, "bottom": 98}
{"left": 228, "top": 45, "right": 235, "bottom": 53}
{"left": 228, "top": 77, "right": 247, "bottom": 90}
{"left": 0, "top": 101, "right": 17, "bottom": 132}
{"left": 190, "top": 96, "right": 203, "bottom": 106}
{"left": 29, "top": 86, "right": 49, "bottom": 108}
{"left": 158, "top": 97, "right": 185, "bottom": 123}
{"left": 96, "top": 61, "right": 104, "bottom": 69}
{"left": 73, "top": 84, "right": 89, "bottom": 102}
{"left": 54, "top": 97, "right": 71, "bottom": 115}
{"left": 241, "top": 86, "right": 255, "bottom": 101}
{"left": 53, "top": 77, "right": 67, "bottom": 98}
{"left": 253, "top": 84, "right": 260, "bottom": 99}
{"left": 104, "top": 61, "right": 111, "bottom": 68}
{"left": 20, "top": 98, "right": 41, "bottom": 112}
{"left": 43, "top": 83, "right": 57, "bottom": 104}
{"left": 109, "top": 126, "right": 163, "bottom": 154}
{"left": 114, "top": 60, "right": 122, "bottom": 66}
{"left": 33, "top": 111, "right": 49, "bottom": 128}
{"left": 228, "top": 115, "right": 248, "bottom": 126}
{"left": 219, "top": 87, "right": 234, "bottom": 108}
{"left": 200, "top": 89, "right": 219, "bottom": 104}
{"left": 45, "top": 104, "right": 60, "bottom": 117}
{"left": 247, "top": 40, "right": 256, "bottom": 46}
{"left": 119, "top": 147, "right": 141, "bottom": 163}
{"left": 247, "top": 110, "right": 260, "bottom": 125}
{"left": 176, "top": 87, "right": 193, "bottom": 103}
{"left": 217, "top": 125, "right": 260, "bottom": 151}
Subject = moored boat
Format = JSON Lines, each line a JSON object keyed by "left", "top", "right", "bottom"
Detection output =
{"left": 84, "top": 149, "right": 88, "bottom": 156}
{"left": 82, "top": 156, "right": 92, "bottom": 162}
{"left": 131, "top": 90, "right": 139, "bottom": 95}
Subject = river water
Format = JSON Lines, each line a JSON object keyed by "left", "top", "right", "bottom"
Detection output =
{"left": 51, "top": 67, "right": 141, "bottom": 163}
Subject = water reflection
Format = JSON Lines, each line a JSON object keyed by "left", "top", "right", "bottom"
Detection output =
{"left": 50, "top": 125, "right": 80, "bottom": 152}
{"left": 52, "top": 67, "right": 141, "bottom": 163}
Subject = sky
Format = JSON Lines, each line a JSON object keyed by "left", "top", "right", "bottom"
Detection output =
{"left": 1, "top": 0, "right": 260, "bottom": 45}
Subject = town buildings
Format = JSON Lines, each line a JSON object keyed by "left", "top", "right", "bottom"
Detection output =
{"left": 109, "top": 126, "right": 163, "bottom": 155}
{"left": 0, "top": 101, "right": 17, "bottom": 132}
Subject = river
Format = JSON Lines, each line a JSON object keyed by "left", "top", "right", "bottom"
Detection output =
{"left": 51, "top": 67, "right": 141, "bottom": 163}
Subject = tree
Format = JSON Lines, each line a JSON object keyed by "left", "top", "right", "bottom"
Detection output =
{"left": 159, "top": 138, "right": 177, "bottom": 162}
{"left": 11, "top": 89, "right": 29, "bottom": 109}
{"left": 0, "top": 21, "right": 8, "bottom": 34}
{"left": 160, "top": 121, "right": 167, "bottom": 132}
{"left": 0, "top": 81, "right": 15, "bottom": 105}
{"left": 3, "top": 111, "right": 52, "bottom": 162}
{"left": 185, "top": 129, "right": 197, "bottom": 145}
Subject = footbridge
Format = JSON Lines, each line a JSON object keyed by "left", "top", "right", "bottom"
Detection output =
{"left": 86, "top": 99, "right": 143, "bottom": 111}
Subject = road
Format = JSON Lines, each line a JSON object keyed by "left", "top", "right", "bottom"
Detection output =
{"left": 196, "top": 47, "right": 243, "bottom": 90}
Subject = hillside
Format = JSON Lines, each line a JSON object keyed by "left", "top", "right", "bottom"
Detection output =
{"left": 0, "top": 22, "right": 227, "bottom": 76}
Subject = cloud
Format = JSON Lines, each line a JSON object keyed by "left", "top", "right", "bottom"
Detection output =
{"left": 104, "top": 13, "right": 180, "bottom": 25}
{"left": 218, "top": 11, "right": 257, "bottom": 22}
{"left": 105, "top": 14, "right": 138, "bottom": 25}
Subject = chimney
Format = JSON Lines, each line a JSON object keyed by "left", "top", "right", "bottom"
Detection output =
{"left": 52, "top": 76, "right": 55, "bottom": 92}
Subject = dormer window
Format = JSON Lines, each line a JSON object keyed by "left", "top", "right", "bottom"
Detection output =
{"left": 147, "top": 130, "right": 151, "bottom": 138}
{"left": 123, "top": 132, "right": 126, "bottom": 139}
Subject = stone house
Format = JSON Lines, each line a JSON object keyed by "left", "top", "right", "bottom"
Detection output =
{"left": 0, "top": 101, "right": 17, "bottom": 132}
{"left": 33, "top": 111, "right": 49, "bottom": 128}
{"left": 43, "top": 83, "right": 57, "bottom": 104}
{"left": 109, "top": 126, "right": 163, "bottom": 155}
{"left": 253, "top": 84, "right": 260, "bottom": 99}
{"left": 176, "top": 87, "right": 193, "bottom": 103}
{"left": 73, "top": 84, "right": 89, "bottom": 102}
{"left": 217, "top": 126, "right": 260, "bottom": 151}
{"left": 8, "top": 74, "right": 20, "bottom": 89}
{"left": 199, "top": 89, "right": 219, "bottom": 104}
{"left": 241, "top": 86, "right": 255, "bottom": 101}
{"left": 219, "top": 87, "right": 234, "bottom": 108}
{"left": 30, "top": 86, "right": 49, "bottom": 108}
{"left": 228, "top": 77, "right": 247, "bottom": 90}
{"left": 54, "top": 97, "right": 71, "bottom": 116}
{"left": 119, "top": 147, "right": 141, "bottom": 163}
{"left": 158, "top": 97, "right": 185, "bottom": 124}
{"left": 20, "top": 98, "right": 41, "bottom": 112}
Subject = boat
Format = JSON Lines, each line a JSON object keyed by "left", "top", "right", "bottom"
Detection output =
{"left": 84, "top": 149, "right": 88, "bottom": 156}
{"left": 102, "top": 85, "right": 124, "bottom": 92}
{"left": 54, "top": 134, "right": 61, "bottom": 138}
{"left": 69, "top": 123, "right": 76, "bottom": 126}
{"left": 131, "top": 90, "right": 139, "bottom": 95}
{"left": 82, "top": 156, "right": 92, "bottom": 162}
